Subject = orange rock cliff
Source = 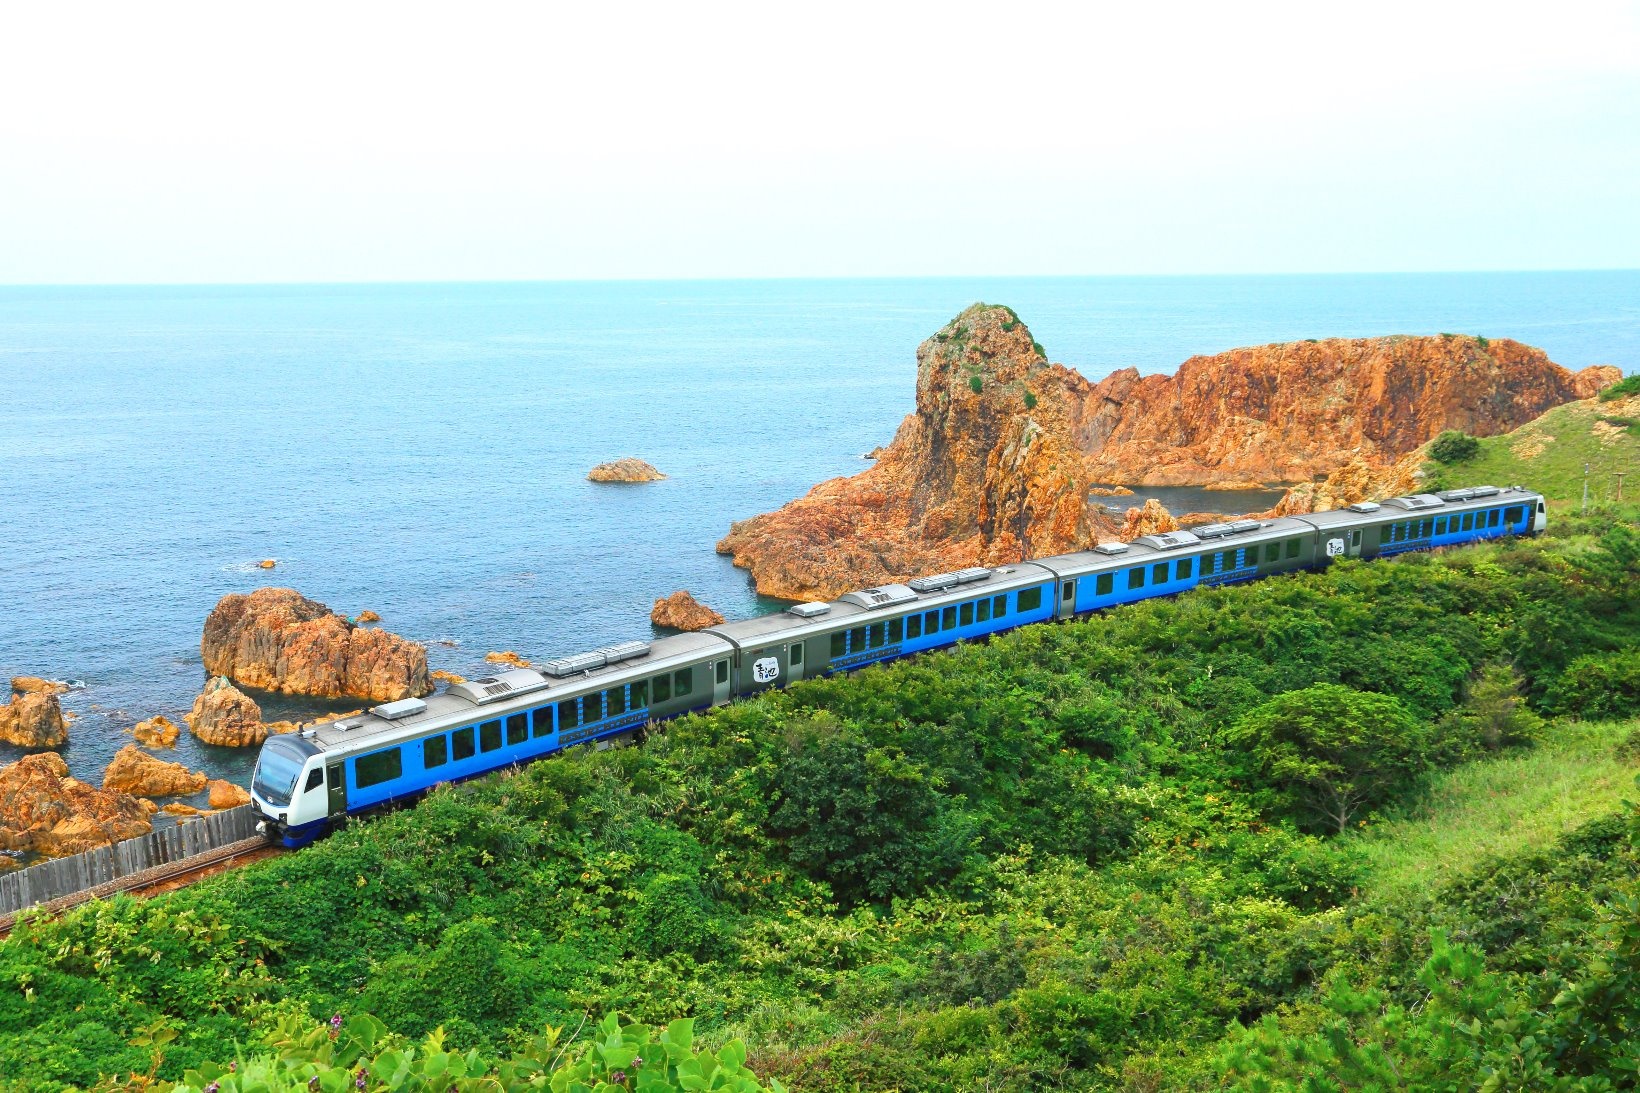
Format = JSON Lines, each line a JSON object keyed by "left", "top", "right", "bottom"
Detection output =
{"left": 718, "top": 306, "right": 1614, "bottom": 601}
{"left": 717, "top": 304, "right": 1115, "bottom": 600}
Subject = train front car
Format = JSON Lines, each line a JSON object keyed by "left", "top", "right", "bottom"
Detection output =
{"left": 249, "top": 733, "right": 330, "bottom": 847}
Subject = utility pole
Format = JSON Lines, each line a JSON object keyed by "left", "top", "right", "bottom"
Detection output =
{"left": 1616, "top": 472, "right": 1627, "bottom": 503}
{"left": 1583, "top": 462, "right": 1590, "bottom": 513}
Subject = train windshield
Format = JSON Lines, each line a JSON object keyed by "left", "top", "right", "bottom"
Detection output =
{"left": 252, "top": 739, "right": 306, "bottom": 807}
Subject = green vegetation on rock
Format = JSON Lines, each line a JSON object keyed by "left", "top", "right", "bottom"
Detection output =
{"left": 3, "top": 515, "right": 1639, "bottom": 1091}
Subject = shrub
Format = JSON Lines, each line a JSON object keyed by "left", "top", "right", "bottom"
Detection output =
{"left": 969, "top": 375, "right": 983, "bottom": 394}
{"left": 1598, "top": 373, "right": 1640, "bottom": 402}
{"left": 1548, "top": 651, "right": 1640, "bottom": 720}
{"left": 1429, "top": 430, "right": 1481, "bottom": 464}
{"left": 1024, "top": 391, "right": 1038, "bottom": 410}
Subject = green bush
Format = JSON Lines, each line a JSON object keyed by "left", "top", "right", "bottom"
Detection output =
{"left": 1549, "top": 650, "right": 1640, "bottom": 720}
{"left": 1429, "top": 429, "right": 1481, "bottom": 464}
{"left": 1598, "top": 373, "right": 1640, "bottom": 401}
{"left": 969, "top": 375, "right": 983, "bottom": 394}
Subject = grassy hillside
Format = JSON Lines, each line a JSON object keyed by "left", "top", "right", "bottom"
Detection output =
{"left": 4, "top": 514, "right": 1639, "bottom": 1092}
{"left": 1423, "top": 387, "right": 1640, "bottom": 508}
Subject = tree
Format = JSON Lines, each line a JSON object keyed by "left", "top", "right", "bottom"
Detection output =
{"left": 1224, "top": 684, "right": 1431, "bottom": 833}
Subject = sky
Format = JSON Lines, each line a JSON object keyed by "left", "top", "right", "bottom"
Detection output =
{"left": 2, "top": 1, "right": 1638, "bottom": 283}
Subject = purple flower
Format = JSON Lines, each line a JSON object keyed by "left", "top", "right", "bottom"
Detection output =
{"left": 356, "top": 1076, "right": 367, "bottom": 1090}
{"left": 330, "top": 1013, "right": 344, "bottom": 1030}
{"left": 228, "top": 1061, "right": 237, "bottom": 1072}
{"left": 611, "top": 1071, "right": 626, "bottom": 1084}
{"left": 633, "top": 1055, "right": 644, "bottom": 1068}
{"left": 204, "top": 1084, "right": 219, "bottom": 1093}
{"left": 308, "top": 1078, "right": 321, "bottom": 1092}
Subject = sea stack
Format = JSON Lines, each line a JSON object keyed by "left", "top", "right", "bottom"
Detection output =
{"left": 588, "top": 458, "right": 667, "bottom": 482}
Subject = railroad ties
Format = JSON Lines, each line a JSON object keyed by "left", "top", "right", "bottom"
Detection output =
{"left": 0, "top": 804, "right": 263, "bottom": 924}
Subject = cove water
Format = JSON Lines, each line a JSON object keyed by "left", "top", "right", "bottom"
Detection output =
{"left": 2, "top": 272, "right": 1636, "bottom": 791}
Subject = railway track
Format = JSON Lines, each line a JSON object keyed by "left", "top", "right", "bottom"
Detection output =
{"left": 0, "top": 836, "right": 285, "bottom": 939}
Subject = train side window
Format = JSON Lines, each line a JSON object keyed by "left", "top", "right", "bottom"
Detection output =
{"left": 304, "top": 767, "right": 325, "bottom": 792}
{"left": 1096, "top": 572, "right": 1114, "bottom": 595}
{"left": 960, "top": 602, "right": 974, "bottom": 627}
{"left": 452, "top": 726, "right": 476, "bottom": 760}
{"left": 1506, "top": 505, "right": 1522, "bottom": 525}
{"left": 355, "top": 747, "right": 402, "bottom": 789}
{"left": 715, "top": 660, "right": 729, "bottom": 685}
{"left": 1489, "top": 509, "right": 1500, "bottom": 528}
{"left": 1152, "top": 562, "right": 1168, "bottom": 584}
{"left": 674, "top": 667, "right": 693, "bottom": 697}
{"left": 607, "top": 686, "right": 627, "bottom": 717}
{"left": 506, "top": 713, "right": 528, "bottom": 745}
{"left": 532, "top": 707, "right": 552, "bottom": 738}
{"left": 925, "top": 610, "right": 940, "bottom": 633}
{"left": 1176, "top": 557, "right": 1193, "bottom": 580}
{"left": 942, "top": 605, "right": 957, "bottom": 629}
{"left": 831, "top": 632, "right": 846, "bottom": 658}
{"left": 1018, "top": 587, "right": 1042, "bottom": 612}
{"left": 1461, "top": 513, "right": 1474, "bottom": 531}
{"left": 1285, "top": 538, "right": 1300, "bottom": 559}
{"left": 791, "top": 642, "right": 804, "bottom": 666}
{"left": 479, "top": 719, "right": 502, "bottom": 752}
{"left": 876, "top": 622, "right": 890, "bottom": 646}
{"left": 1128, "top": 567, "right": 1145, "bottom": 590}
{"left": 864, "top": 626, "right": 879, "bottom": 650}
{"left": 907, "top": 613, "right": 923, "bottom": 639}
{"left": 1215, "top": 550, "right": 1230, "bottom": 571}
{"left": 587, "top": 693, "right": 607, "bottom": 722}
{"left": 631, "top": 679, "right": 648, "bottom": 707}
{"left": 993, "top": 594, "right": 1007, "bottom": 617}
{"left": 1265, "top": 542, "right": 1279, "bottom": 563}
{"left": 423, "top": 735, "right": 449, "bottom": 769}
{"left": 888, "top": 617, "right": 903, "bottom": 642}
{"left": 845, "top": 626, "right": 862, "bottom": 652}
{"left": 652, "top": 674, "right": 671, "bottom": 703}
{"left": 1436, "top": 516, "right": 1447, "bottom": 534}
{"left": 558, "top": 699, "right": 580, "bottom": 729}
{"left": 976, "top": 598, "right": 991, "bottom": 622}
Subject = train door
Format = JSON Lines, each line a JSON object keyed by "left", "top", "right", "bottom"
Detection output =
{"left": 711, "top": 657, "right": 732, "bottom": 705}
{"left": 326, "top": 762, "right": 347, "bottom": 817}
{"left": 786, "top": 640, "right": 807, "bottom": 683}
{"left": 1058, "top": 579, "right": 1077, "bottom": 619}
{"left": 1347, "top": 528, "right": 1362, "bottom": 558}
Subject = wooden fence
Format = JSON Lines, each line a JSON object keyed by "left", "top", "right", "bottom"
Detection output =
{"left": 0, "top": 804, "right": 261, "bottom": 917}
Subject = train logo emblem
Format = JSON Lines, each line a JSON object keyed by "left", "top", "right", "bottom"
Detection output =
{"left": 752, "top": 657, "right": 780, "bottom": 684}
{"left": 1326, "top": 537, "right": 1346, "bottom": 557}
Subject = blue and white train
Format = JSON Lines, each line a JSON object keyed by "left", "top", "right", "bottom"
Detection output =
{"left": 251, "top": 485, "right": 1546, "bottom": 845}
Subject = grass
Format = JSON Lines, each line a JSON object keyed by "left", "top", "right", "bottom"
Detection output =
{"left": 1349, "top": 720, "right": 1639, "bottom": 901}
{"left": 1421, "top": 392, "right": 1640, "bottom": 508}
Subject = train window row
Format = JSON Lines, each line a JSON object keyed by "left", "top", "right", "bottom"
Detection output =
{"left": 828, "top": 590, "right": 1026, "bottom": 659}
{"left": 1386, "top": 508, "right": 1508, "bottom": 543}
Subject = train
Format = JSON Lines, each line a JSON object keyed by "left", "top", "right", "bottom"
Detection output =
{"left": 250, "top": 484, "right": 1547, "bottom": 846}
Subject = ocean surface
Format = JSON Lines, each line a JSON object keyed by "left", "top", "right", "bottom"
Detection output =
{"left": 2, "top": 272, "right": 1637, "bottom": 794}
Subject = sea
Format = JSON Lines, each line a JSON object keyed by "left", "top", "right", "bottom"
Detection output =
{"left": 2, "top": 272, "right": 1637, "bottom": 796}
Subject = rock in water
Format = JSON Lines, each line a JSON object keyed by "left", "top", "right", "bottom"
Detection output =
{"left": 201, "top": 587, "right": 432, "bottom": 702}
{"left": 207, "top": 779, "right": 252, "bottom": 809}
{"left": 588, "top": 458, "right": 667, "bottom": 483}
{"left": 0, "top": 753, "right": 153, "bottom": 857}
{"left": 485, "top": 651, "right": 531, "bottom": 668}
{"left": 186, "top": 677, "right": 268, "bottom": 748}
{"left": 131, "top": 714, "right": 181, "bottom": 747}
{"left": 1121, "top": 498, "right": 1181, "bottom": 539}
{"left": 718, "top": 304, "right": 1112, "bottom": 600}
{"left": 431, "top": 670, "right": 466, "bottom": 687}
{"left": 651, "top": 590, "right": 726, "bottom": 632}
{"left": 102, "top": 744, "right": 208, "bottom": 797}
{"left": 0, "top": 688, "right": 68, "bottom": 748}
{"left": 11, "top": 676, "right": 68, "bottom": 696}
{"left": 357, "top": 609, "right": 380, "bottom": 623}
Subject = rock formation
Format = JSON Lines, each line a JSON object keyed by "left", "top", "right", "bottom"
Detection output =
{"left": 1079, "top": 337, "right": 1619, "bottom": 486}
{"left": 102, "top": 744, "right": 208, "bottom": 797}
{"left": 201, "top": 587, "right": 432, "bottom": 702}
{"left": 718, "top": 304, "right": 1117, "bottom": 600}
{"left": 1268, "top": 455, "right": 1424, "bottom": 517}
{"left": 1121, "top": 498, "right": 1181, "bottom": 539}
{"left": 132, "top": 714, "right": 181, "bottom": 747}
{"left": 11, "top": 676, "right": 67, "bottom": 696}
{"left": 0, "top": 753, "right": 152, "bottom": 857}
{"left": 431, "top": 670, "right": 466, "bottom": 687}
{"left": 207, "top": 779, "right": 251, "bottom": 809}
{"left": 357, "top": 609, "right": 380, "bottom": 623}
{"left": 650, "top": 590, "right": 726, "bottom": 632}
{"left": 186, "top": 677, "right": 268, "bottom": 748}
{"left": 0, "top": 687, "right": 68, "bottom": 748}
{"left": 588, "top": 458, "right": 667, "bottom": 483}
{"left": 485, "top": 651, "right": 531, "bottom": 669}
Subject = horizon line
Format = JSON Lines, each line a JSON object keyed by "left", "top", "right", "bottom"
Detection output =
{"left": 3, "top": 267, "right": 1639, "bottom": 290}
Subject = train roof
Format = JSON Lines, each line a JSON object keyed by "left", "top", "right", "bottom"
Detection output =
{"left": 1294, "top": 484, "right": 1539, "bottom": 529}
{"left": 303, "top": 630, "right": 732, "bottom": 754}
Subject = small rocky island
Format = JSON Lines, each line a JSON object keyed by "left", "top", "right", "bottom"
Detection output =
{"left": 651, "top": 590, "right": 725, "bottom": 632}
{"left": 588, "top": 458, "right": 666, "bottom": 483}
